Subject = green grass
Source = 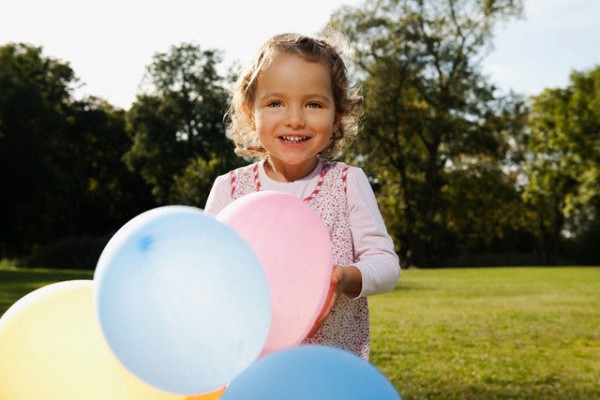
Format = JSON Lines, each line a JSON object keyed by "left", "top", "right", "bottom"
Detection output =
{"left": 1, "top": 265, "right": 599, "bottom": 399}
{"left": 370, "top": 267, "right": 600, "bottom": 399}
{"left": 0, "top": 262, "right": 93, "bottom": 316}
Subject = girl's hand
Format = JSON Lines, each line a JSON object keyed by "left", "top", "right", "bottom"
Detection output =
{"left": 306, "top": 265, "right": 362, "bottom": 338}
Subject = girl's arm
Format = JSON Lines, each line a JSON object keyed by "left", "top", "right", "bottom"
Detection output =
{"left": 308, "top": 167, "right": 401, "bottom": 337}
{"left": 345, "top": 167, "right": 401, "bottom": 298}
{"left": 203, "top": 173, "right": 232, "bottom": 216}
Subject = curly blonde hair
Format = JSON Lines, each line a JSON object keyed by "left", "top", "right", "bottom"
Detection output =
{"left": 226, "top": 32, "right": 362, "bottom": 160}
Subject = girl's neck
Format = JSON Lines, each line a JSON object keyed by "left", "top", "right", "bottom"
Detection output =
{"left": 263, "top": 157, "right": 320, "bottom": 182}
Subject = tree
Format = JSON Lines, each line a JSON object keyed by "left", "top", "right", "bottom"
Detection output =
{"left": 329, "top": 0, "right": 524, "bottom": 266}
{"left": 0, "top": 43, "right": 76, "bottom": 256}
{"left": 61, "top": 97, "right": 155, "bottom": 236}
{"left": 169, "top": 156, "right": 231, "bottom": 207}
{"left": 124, "top": 43, "right": 238, "bottom": 205}
{"left": 0, "top": 43, "right": 155, "bottom": 261}
{"left": 524, "top": 66, "right": 600, "bottom": 264}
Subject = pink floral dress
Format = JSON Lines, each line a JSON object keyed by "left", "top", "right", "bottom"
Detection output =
{"left": 228, "top": 160, "right": 370, "bottom": 360}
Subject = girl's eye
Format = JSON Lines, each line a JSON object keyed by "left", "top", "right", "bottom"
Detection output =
{"left": 307, "top": 102, "right": 321, "bottom": 109}
{"left": 268, "top": 101, "right": 283, "bottom": 107}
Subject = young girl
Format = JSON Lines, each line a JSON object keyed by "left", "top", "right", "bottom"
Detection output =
{"left": 204, "top": 33, "right": 400, "bottom": 360}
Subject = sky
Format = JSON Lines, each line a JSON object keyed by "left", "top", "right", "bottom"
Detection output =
{"left": 1, "top": 0, "right": 599, "bottom": 109}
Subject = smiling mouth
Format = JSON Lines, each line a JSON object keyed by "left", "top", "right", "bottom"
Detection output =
{"left": 280, "top": 135, "right": 309, "bottom": 143}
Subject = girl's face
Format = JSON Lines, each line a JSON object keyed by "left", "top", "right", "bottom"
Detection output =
{"left": 250, "top": 53, "right": 339, "bottom": 180}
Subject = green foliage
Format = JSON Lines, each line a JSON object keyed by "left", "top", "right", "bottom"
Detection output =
{"left": 169, "top": 155, "right": 243, "bottom": 208}
{"left": 124, "top": 43, "right": 236, "bottom": 203}
{"left": 61, "top": 98, "right": 155, "bottom": 236}
{"left": 524, "top": 66, "right": 600, "bottom": 264}
{"left": 0, "top": 43, "right": 77, "bottom": 255}
{"left": 332, "top": 0, "right": 525, "bottom": 266}
{"left": 442, "top": 163, "right": 532, "bottom": 253}
{"left": 2, "top": 4, "right": 600, "bottom": 266}
{"left": 566, "top": 216, "right": 600, "bottom": 265}
{"left": 21, "top": 234, "right": 111, "bottom": 270}
{"left": 0, "top": 43, "right": 154, "bottom": 259}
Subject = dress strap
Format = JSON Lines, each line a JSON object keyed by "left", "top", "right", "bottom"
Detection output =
{"left": 303, "top": 160, "right": 332, "bottom": 202}
{"left": 342, "top": 165, "right": 349, "bottom": 194}
{"left": 252, "top": 163, "right": 262, "bottom": 191}
{"left": 228, "top": 170, "right": 237, "bottom": 198}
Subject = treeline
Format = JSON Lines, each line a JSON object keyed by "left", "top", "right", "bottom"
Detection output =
{"left": 0, "top": 43, "right": 243, "bottom": 268}
{"left": 1, "top": 0, "right": 599, "bottom": 268}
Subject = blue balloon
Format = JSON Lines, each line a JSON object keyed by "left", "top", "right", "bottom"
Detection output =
{"left": 94, "top": 206, "right": 271, "bottom": 395}
{"left": 221, "top": 345, "right": 402, "bottom": 400}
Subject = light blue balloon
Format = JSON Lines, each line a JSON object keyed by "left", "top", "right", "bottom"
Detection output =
{"left": 94, "top": 206, "right": 271, "bottom": 395}
{"left": 221, "top": 345, "right": 402, "bottom": 400}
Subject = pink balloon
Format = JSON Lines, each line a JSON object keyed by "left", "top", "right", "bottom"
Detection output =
{"left": 216, "top": 191, "right": 333, "bottom": 357}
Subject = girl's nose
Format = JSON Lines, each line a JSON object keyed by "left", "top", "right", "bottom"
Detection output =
{"left": 285, "top": 106, "right": 305, "bottom": 129}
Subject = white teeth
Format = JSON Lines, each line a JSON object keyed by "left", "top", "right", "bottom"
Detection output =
{"left": 281, "top": 136, "right": 308, "bottom": 143}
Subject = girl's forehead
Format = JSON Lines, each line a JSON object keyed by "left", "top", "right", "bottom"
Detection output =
{"left": 261, "top": 49, "right": 329, "bottom": 72}
{"left": 256, "top": 55, "right": 333, "bottom": 90}
{"left": 245, "top": 50, "right": 335, "bottom": 104}
{"left": 260, "top": 53, "right": 330, "bottom": 79}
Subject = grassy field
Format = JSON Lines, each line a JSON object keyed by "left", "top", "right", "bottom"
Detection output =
{"left": 0, "top": 263, "right": 93, "bottom": 317}
{"left": 370, "top": 267, "right": 600, "bottom": 399}
{"left": 1, "top": 265, "right": 599, "bottom": 399}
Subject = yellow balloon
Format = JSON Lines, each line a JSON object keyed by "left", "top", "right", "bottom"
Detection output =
{"left": 0, "top": 280, "right": 187, "bottom": 400}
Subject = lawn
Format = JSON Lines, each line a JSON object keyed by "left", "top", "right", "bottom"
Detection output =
{"left": 1, "top": 265, "right": 599, "bottom": 399}
{"left": 0, "top": 262, "right": 93, "bottom": 317}
{"left": 370, "top": 267, "right": 600, "bottom": 399}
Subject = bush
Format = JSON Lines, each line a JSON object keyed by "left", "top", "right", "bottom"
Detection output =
{"left": 430, "top": 252, "right": 541, "bottom": 268}
{"left": 20, "top": 234, "right": 112, "bottom": 270}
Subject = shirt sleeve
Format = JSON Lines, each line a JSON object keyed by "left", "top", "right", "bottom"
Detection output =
{"left": 346, "top": 167, "right": 401, "bottom": 297}
{"left": 203, "top": 173, "right": 233, "bottom": 216}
